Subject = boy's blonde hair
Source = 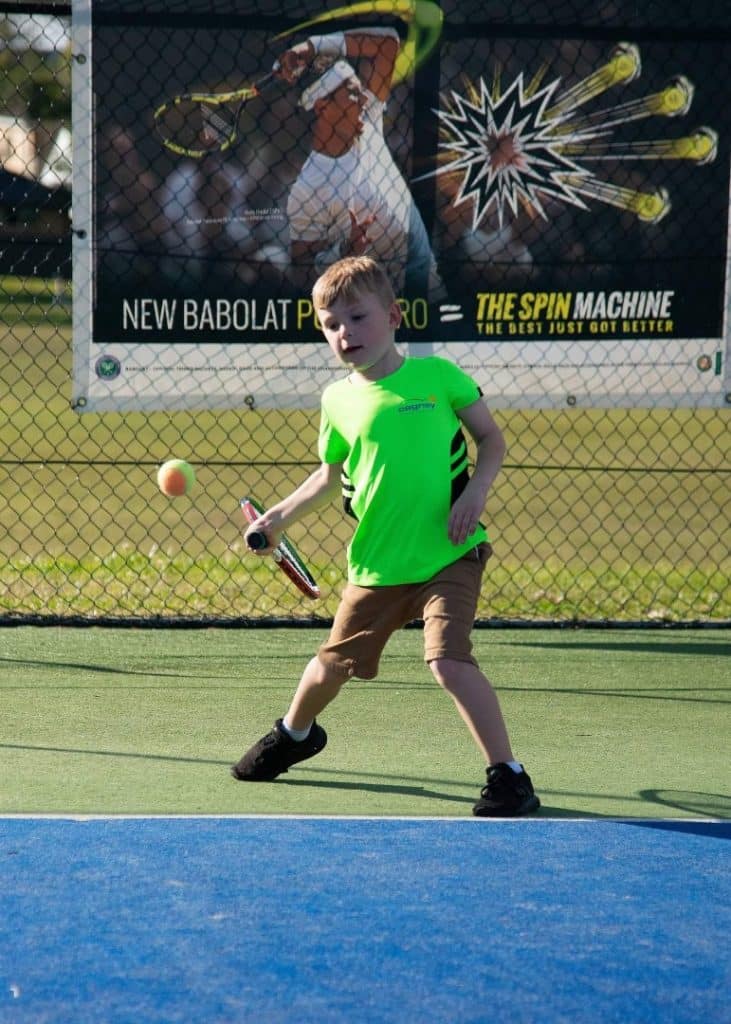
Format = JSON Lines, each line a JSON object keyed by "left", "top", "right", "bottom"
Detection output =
{"left": 312, "top": 256, "right": 396, "bottom": 310}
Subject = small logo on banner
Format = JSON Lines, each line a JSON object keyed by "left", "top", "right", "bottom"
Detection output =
{"left": 95, "top": 355, "right": 121, "bottom": 380}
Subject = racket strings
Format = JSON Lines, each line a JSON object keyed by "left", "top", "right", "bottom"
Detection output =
{"left": 200, "top": 103, "right": 237, "bottom": 147}
{"left": 279, "top": 539, "right": 319, "bottom": 592}
{"left": 156, "top": 97, "right": 239, "bottom": 156}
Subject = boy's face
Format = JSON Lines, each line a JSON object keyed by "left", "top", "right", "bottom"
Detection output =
{"left": 316, "top": 290, "right": 402, "bottom": 379}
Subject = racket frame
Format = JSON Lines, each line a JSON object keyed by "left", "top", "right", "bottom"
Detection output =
{"left": 153, "top": 69, "right": 277, "bottom": 158}
{"left": 240, "top": 497, "right": 320, "bottom": 600}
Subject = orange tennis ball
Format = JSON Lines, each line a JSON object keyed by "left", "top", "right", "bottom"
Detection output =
{"left": 157, "top": 459, "right": 195, "bottom": 497}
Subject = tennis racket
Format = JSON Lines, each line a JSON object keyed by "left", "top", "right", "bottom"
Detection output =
{"left": 154, "top": 65, "right": 285, "bottom": 158}
{"left": 241, "top": 496, "right": 320, "bottom": 600}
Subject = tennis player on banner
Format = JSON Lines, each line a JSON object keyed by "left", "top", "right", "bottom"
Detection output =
{"left": 233, "top": 256, "right": 539, "bottom": 817}
{"left": 276, "top": 26, "right": 444, "bottom": 300}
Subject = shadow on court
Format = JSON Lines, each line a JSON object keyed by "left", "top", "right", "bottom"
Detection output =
{"left": 639, "top": 788, "right": 731, "bottom": 820}
{"left": 0, "top": 655, "right": 233, "bottom": 681}
{"left": 503, "top": 638, "right": 730, "bottom": 658}
{"left": 496, "top": 683, "right": 729, "bottom": 705}
{"left": 3, "top": 743, "right": 730, "bottom": 818}
{"left": 628, "top": 819, "right": 731, "bottom": 839}
{"left": 279, "top": 777, "right": 473, "bottom": 804}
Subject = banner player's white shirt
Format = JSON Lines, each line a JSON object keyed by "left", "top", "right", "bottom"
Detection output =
{"left": 287, "top": 90, "right": 442, "bottom": 298}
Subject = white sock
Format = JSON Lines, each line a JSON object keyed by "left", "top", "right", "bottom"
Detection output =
{"left": 506, "top": 761, "right": 524, "bottom": 774}
{"left": 281, "top": 718, "right": 312, "bottom": 742}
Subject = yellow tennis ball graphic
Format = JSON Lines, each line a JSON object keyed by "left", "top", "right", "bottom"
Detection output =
{"left": 157, "top": 459, "right": 196, "bottom": 497}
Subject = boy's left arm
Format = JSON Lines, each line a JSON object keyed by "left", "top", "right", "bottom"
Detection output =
{"left": 449, "top": 400, "right": 506, "bottom": 546}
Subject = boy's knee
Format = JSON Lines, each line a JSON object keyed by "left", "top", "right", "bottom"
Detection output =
{"left": 317, "top": 649, "right": 379, "bottom": 682}
{"left": 428, "top": 656, "right": 478, "bottom": 692}
{"left": 312, "top": 654, "right": 354, "bottom": 688}
{"left": 428, "top": 656, "right": 459, "bottom": 689}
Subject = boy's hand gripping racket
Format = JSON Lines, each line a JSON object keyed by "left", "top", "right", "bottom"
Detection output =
{"left": 241, "top": 497, "right": 320, "bottom": 600}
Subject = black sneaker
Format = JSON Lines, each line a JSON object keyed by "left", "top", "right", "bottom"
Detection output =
{"left": 472, "top": 763, "right": 540, "bottom": 817}
{"left": 231, "top": 719, "right": 327, "bottom": 781}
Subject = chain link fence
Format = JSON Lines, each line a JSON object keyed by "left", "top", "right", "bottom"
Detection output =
{"left": 1, "top": 2, "right": 730, "bottom": 625}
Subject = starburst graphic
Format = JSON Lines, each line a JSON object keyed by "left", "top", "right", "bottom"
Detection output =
{"left": 419, "top": 42, "right": 718, "bottom": 230}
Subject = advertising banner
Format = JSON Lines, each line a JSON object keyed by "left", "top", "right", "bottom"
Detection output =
{"left": 72, "top": 0, "right": 731, "bottom": 410}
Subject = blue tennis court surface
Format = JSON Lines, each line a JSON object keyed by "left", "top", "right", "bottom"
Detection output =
{"left": 2, "top": 817, "right": 729, "bottom": 1023}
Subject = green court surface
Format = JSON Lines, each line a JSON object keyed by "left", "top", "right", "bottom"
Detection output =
{"left": 1, "top": 626, "right": 728, "bottom": 819}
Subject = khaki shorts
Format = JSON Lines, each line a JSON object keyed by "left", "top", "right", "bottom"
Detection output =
{"left": 318, "top": 543, "right": 492, "bottom": 679}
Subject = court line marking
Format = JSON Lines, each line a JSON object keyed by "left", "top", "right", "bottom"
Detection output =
{"left": 0, "top": 813, "right": 727, "bottom": 822}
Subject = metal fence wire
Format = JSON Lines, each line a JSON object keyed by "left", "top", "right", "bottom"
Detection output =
{"left": 1, "top": 1, "right": 730, "bottom": 625}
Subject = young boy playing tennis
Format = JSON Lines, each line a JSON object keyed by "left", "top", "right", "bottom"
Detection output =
{"left": 232, "top": 256, "right": 539, "bottom": 817}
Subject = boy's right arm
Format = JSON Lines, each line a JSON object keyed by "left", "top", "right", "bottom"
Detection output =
{"left": 244, "top": 462, "right": 343, "bottom": 553}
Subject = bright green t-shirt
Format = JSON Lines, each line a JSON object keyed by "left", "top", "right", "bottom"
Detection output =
{"left": 318, "top": 355, "right": 489, "bottom": 586}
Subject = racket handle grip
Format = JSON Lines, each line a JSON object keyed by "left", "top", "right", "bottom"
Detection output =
{"left": 247, "top": 531, "right": 269, "bottom": 551}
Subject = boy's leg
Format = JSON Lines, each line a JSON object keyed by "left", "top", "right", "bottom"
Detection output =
{"left": 427, "top": 657, "right": 513, "bottom": 765}
{"left": 283, "top": 579, "right": 411, "bottom": 729}
{"left": 284, "top": 656, "right": 351, "bottom": 731}
{"left": 419, "top": 546, "right": 540, "bottom": 816}
{"left": 230, "top": 657, "right": 347, "bottom": 782}
{"left": 420, "top": 545, "right": 511, "bottom": 762}
{"left": 429, "top": 657, "right": 539, "bottom": 816}
{"left": 232, "top": 583, "right": 403, "bottom": 782}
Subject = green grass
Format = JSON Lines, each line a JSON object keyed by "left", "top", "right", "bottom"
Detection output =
{"left": 1, "top": 552, "right": 726, "bottom": 622}
{"left": 1, "top": 626, "right": 728, "bottom": 818}
{"left": 1, "top": 277, "right": 730, "bottom": 621}
{"left": 0, "top": 275, "right": 71, "bottom": 326}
